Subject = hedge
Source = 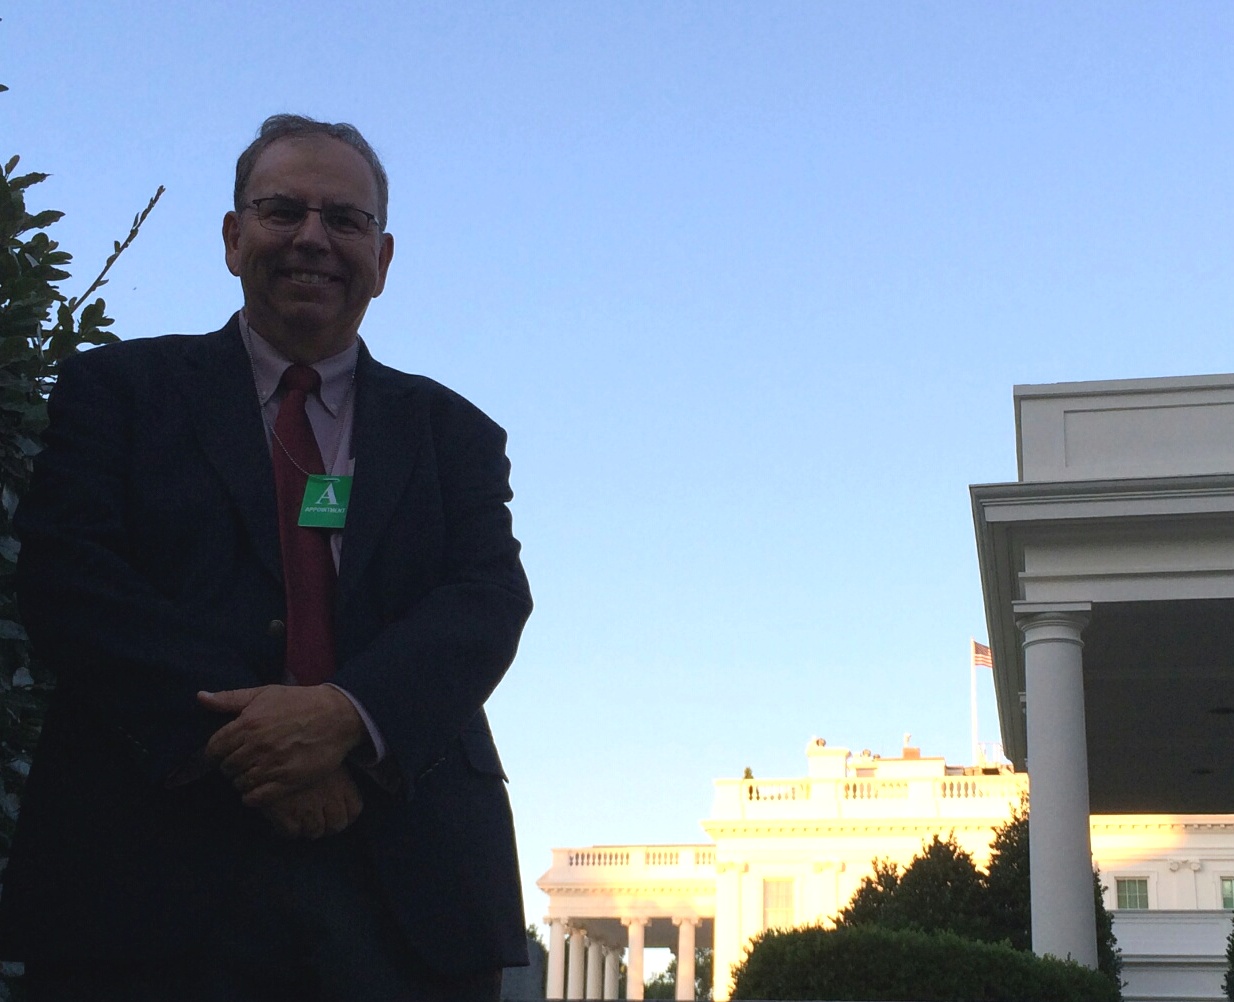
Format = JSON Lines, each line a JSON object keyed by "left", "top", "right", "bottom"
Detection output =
{"left": 728, "top": 924, "right": 1120, "bottom": 1001}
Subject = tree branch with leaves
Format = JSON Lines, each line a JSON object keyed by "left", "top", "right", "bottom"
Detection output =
{"left": 0, "top": 86, "right": 162, "bottom": 999}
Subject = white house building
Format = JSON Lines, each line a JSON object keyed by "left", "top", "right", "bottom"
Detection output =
{"left": 539, "top": 736, "right": 1234, "bottom": 1001}
{"left": 539, "top": 372, "right": 1234, "bottom": 1002}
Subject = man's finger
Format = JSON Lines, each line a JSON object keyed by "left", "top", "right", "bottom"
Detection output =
{"left": 197, "top": 687, "right": 266, "bottom": 714}
{"left": 344, "top": 784, "right": 363, "bottom": 822}
{"left": 241, "top": 778, "right": 300, "bottom": 808}
{"left": 204, "top": 721, "right": 250, "bottom": 765}
{"left": 321, "top": 793, "right": 347, "bottom": 835}
{"left": 267, "top": 808, "right": 301, "bottom": 839}
{"left": 299, "top": 803, "right": 326, "bottom": 840}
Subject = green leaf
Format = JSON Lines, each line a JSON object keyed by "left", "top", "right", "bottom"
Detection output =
{"left": 24, "top": 209, "right": 63, "bottom": 229}
{"left": 1, "top": 792, "right": 19, "bottom": 822}
{"left": 3, "top": 155, "right": 17, "bottom": 175}
{"left": 8, "top": 172, "right": 49, "bottom": 191}
{"left": 13, "top": 435, "right": 39, "bottom": 457}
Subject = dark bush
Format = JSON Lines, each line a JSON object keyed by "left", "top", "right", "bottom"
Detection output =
{"left": 839, "top": 835, "right": 988, "bottom": 943}
{"left": 729, "top": 924, "right": 1120, "bottom": 1002}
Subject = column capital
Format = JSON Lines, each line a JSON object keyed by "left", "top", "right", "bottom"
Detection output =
{"left": 1014, "top": 603, "right": 1091, "bottom": 646}
{"left": 672, "top": 915, "right": 700, "bottom": 928}
{"left": 621, "top": 916, "right": 649, "bottom": 928}
{"left": 1013, "top": 601, "right": 1090, "bottom": 624}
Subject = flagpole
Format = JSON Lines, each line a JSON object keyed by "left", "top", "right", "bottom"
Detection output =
{"left": 970, "top": 639, "right": 980, "bottom": 765}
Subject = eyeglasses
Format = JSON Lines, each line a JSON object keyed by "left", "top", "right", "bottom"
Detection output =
{"left": 245, "top": 197, "right": 380, "bottom": 240}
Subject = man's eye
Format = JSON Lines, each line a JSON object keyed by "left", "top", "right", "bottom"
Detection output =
{"left": 266, "top": 205, "right": 304, "bottom": 222}
{"left": 325, "top": 211, "right": 363, "bottom": 234}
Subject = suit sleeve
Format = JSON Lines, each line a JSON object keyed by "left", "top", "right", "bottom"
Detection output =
{"left": 15, "top": 350, "right": 264, "bottom": 783}
{"left": 329, "top": 396, "right": 532, "bottom": 796}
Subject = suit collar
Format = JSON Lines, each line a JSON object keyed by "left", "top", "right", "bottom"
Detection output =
{"left": 180, "top": 314, "right": 283, "bottom": 584}
{"left": 177, "top": 317, "right": 426, "bottom": 607}
{"left": 337, "top": 344, "right": 427, "bottom": 606}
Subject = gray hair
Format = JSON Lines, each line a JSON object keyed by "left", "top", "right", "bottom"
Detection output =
{"left": 234, "top": 114, "right": 389, "bottom": 229}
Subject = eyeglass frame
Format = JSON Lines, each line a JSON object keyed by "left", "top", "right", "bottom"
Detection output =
{"left": 243, "top": 196, "right": 382, "bottom": 240}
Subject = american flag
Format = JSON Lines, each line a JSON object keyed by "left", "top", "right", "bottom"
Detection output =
{"left": 971, "top": 640, "right": 993, "bottom": 669}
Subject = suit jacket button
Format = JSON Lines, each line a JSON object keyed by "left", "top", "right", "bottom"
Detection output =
{"left": 267, "top": 619, "right": 286, "bottom": 638}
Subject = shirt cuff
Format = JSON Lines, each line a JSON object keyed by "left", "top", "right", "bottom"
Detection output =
{"left": 325, "top": 683, "right": 386, "bottom": 767}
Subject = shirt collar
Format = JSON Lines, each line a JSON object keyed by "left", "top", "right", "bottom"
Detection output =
{"left": 239, "top": 310, "right": 358, "bottom": 417}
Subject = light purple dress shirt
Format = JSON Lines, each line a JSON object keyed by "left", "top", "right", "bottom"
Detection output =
{"left": 240, "top": 312, "right": 386, "bottom": 765}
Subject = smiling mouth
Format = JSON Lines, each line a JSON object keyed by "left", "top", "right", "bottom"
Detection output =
{"left": 286, "top": 271, "right": 339, "bottom": 286}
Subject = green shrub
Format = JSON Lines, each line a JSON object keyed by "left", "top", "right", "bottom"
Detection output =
{"left": 0, "top": 85, "right": 161, "bottom": 1001}
{"left": 729, "top": 924, "right": 1120, "bottom": 1002}
{"left": 836, "top": 809, "right": 1122, "bottom": 993}
{"left": 838, "top": 835, "right": 988, "bottom": 943}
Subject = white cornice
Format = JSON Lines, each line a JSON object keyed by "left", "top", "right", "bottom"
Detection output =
{"left": 702, "top": 817, "right": 1010, "bottom": 836}
{"left": 540, "top": 884, "right": 717, "bottom": 898}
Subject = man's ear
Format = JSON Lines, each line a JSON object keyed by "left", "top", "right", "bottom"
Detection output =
{"left": 372, "top": 232, "right": 395, "bottom": 298}
{"left": 222, "top": 211, "right": 242, "bottom": 277}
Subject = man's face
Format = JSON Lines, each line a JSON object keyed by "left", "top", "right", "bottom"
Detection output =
{"left": 222, "top": 135, "right": 394, "bottom": 363}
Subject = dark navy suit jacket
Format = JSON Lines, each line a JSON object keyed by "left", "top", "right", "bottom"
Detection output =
{"left": 0, "top": 315, "right": 532, "bottom": 975}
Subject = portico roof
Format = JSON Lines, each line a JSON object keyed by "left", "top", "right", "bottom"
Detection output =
{"left": 971, "top": 373, "right": 1234, "bottom": 815}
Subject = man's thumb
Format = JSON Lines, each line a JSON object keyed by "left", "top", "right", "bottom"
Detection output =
{"left": 197, "top": 688, "right": 255, "bottom": 713}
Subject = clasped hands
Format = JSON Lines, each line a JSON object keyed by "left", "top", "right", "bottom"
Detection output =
{"left": 198, "top": 684, "right": 367, "bottom": 840}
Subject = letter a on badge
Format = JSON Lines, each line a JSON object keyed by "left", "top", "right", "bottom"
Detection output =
{"left": 299, "top": 474, "right": 351, "bottom": 528}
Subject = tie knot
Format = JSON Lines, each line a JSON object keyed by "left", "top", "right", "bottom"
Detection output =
{"left": 280, "top": 363, "right": 321, "bottom": 395}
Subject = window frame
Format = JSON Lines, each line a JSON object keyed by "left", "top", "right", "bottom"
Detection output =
{"left": 762, "top": 877, "right": 795, "bottom": 931}
{"left": 1115, "top": 876, "right": 1150, "bottom": 910}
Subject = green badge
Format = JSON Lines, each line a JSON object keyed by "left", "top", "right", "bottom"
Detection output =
{"left": 298, "top": 475, "right": 352, "bottom": 529}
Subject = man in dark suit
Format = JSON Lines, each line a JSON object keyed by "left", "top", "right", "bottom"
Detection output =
{"left": 0, "top": 115, "right": 532, "bottom": 1001}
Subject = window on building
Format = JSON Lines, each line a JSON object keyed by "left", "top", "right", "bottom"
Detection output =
{"left": 1116, "top": 878, "right": 1149, "bottom": 910}
{"left": 1222, "top": 878, "right": 1234, "bottom": 910}
{"left": 763, "top": 878, "right": 795, "bottom": 930}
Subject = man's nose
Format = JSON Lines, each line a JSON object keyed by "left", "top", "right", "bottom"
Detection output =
{"left": 291, "top": 209, "right": 332, "bottom": 249}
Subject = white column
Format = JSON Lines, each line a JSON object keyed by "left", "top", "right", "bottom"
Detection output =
{"left": 711, "top": 862, "right": 744, "bottom": 1002}
{"left": 547, "top": 919, "right": 568, "bottom": 999}
{"left": 674, "top": 917, "right": 698, "bottom": 1001}
{"left": 623, "top": 917, "right": 647, "bottom": 1000}
{"left": 603, "top": 948, "right": 620, "bottom": 999}
{"left": 1018, "top": 606, "right": 1098, "bottom": 968}
{"left": 586, "top": 938, "right": 604, "bottom": 999}
{"left": 567, "top": 926, "right": 587, "bottom": 1000}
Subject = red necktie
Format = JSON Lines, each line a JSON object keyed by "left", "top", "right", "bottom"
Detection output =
{"left": 272, "top": 364, "right": 336, "bottom": 685}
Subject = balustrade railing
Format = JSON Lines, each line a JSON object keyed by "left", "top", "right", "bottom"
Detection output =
{"left": 716, "top": 771, "right": 1024, "bottom": 817}
{"left": 558, "top": 844, "right": 715, "bottom": 872}
{"left": 744, "top": 780, "right": 810, "bottom": 801}
{"left": 843, "top": 779, "right": 908, "bottom": 799}
{"left": 567, "top": 849, "right": 630, "bottom": 867}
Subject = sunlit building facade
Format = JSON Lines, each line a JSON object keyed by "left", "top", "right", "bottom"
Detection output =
{"left": 538, "top": 738, "right": 1234, "bottom": 1001}
{"left": 540, "top": 373, "right": 1234, "bottom": 1002}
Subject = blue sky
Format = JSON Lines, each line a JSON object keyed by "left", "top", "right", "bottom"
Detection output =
{"left": 5, "top": 1, "right": 1234, "bottom": 934}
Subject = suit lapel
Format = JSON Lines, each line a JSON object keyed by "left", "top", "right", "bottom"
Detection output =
{"left": 179, "top": 316, "right": 283, "bottom": 584}
{"left": 337, "top": 346, "right": 427, "bottom": 607}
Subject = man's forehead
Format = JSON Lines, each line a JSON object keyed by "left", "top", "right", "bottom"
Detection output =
{"left": 246, "top": 135, "right": 379, "bottom": 199}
